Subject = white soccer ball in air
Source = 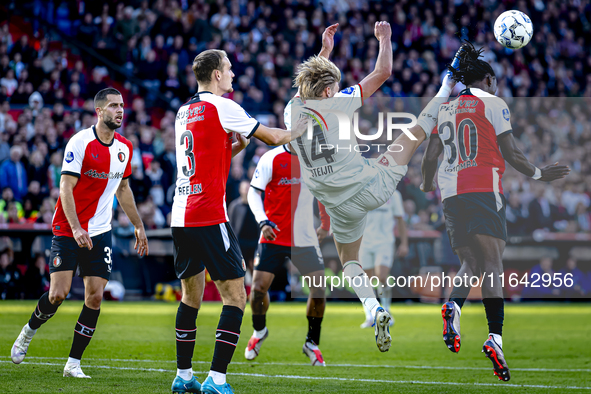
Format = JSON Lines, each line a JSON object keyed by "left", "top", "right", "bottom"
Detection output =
{"left": 494, "top": 10, "right": 533, "bottom": 49}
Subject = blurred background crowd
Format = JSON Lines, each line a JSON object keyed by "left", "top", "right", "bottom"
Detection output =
{"left": 0, "top": 0, "right": 590, "bottom": 299}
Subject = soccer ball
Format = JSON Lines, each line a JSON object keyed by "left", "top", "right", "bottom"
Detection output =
{"left": 493, "top": 10, "right": 533, "bottom": 49}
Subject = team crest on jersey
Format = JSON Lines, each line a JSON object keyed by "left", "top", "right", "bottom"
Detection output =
{"left": 378, "top": 156, "right": 390, "bottom": 166}
{"left": 53, "top": 255, "right": 62, "bottom": 268}
{"left": 503, "top": 108, "right": 510, "bottom": 121}
{"left": 118, "top": 152, "right": 126, "bottom": 162}
{"left": 65, "top": 151, "right": 74, "bottom": 163}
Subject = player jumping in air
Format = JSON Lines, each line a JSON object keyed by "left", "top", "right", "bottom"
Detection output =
{"left": 359, "top": 189, "right": 408, "bottom": 328}
{"left": 11, "top": 88, "right": 149, "bottom": 378}
{"left": 244, "top": 143, "right": 329, "bottom": 366}
{"left": 285, "top": 22, "right": 461, "bottom": 352}
{"left": 242, "top": 24, "right": 339, "bottom": 367}
{"left": 421, "top": 42, "right": 570, "bottom": 381}
{"left": 170, "top": 49, "right": 307, "bottom": 394}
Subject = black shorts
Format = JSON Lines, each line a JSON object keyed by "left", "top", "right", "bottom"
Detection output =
{"left": 49, "top": 231, "right": 113, "bottom": 280}
{"left": 172, "top": 223, "right": 245, "bottom": 281}
{"left": 443, "top": 192, "right": 507, "bottom": 251}
{"left": 254, "top": 243, "right": 324, "bottom": 276}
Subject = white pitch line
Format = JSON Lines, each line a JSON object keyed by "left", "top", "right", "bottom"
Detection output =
{"left": 1, "top": 361, "right": 590, "bottom": 391}
{"left": 1, "top": 356, "right": 589, "bottom": 373}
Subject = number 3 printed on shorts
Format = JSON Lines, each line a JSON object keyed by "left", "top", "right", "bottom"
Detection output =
{"left": 104, "top": 246, "right": 112, "bottom": 273}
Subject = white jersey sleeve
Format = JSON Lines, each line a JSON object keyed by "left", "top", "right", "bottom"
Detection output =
{"left": 217, "top": 98, "right": 260, "bottom": 138}
{"left": 333, "top": 84, "right": 363, "bottom": 113}
{"left": 250, "top": 150, "right": 273, "bottom": 191}
{"left": 61, "top": 135, "right": 86, "bottom": 177}
{"left": 391, "top": 190, "right": 404, "bottom": 218}
{"left": 485, "top": 98, "right": 512, "bottom": 136}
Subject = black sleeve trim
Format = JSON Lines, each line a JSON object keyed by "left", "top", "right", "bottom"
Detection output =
{"left": 250, "top": 185, "right": 264, "bottom": 193}
{"left": 497, "top": 129, "right": 513, "bottom": 138}
{"left": 61, "top": 171, "right": 81, "bottom": 178}
{"left": 246, "top": 121, "right": 260, "bottom": 139}
{"left": 123, "top": 175, "right": 132, "bottom": 179}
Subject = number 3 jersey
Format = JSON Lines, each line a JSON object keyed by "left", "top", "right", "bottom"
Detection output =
{"left": 172, "top": 92, "right": 259, "bottom": 227}
{"left": 284, "top": 85, "right": 380, "bottom": 209}
{"left": 432, "top": 88, "right": 512, "bottom": 203}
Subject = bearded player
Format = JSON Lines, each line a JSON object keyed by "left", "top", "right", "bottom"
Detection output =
{"left": 11, "top": 88, "right": 149, "bottom": 378}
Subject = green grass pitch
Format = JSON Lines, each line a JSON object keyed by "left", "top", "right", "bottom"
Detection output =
{"left": 1, "top": 301, "right": 590, "bottom": 393}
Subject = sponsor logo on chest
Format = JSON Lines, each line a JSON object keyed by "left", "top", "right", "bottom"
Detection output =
{"left": 278, "top": 177, "right": 301, "bottom": 185}
{"left": 84, "top": 169, "right": 124, "bottom": 179}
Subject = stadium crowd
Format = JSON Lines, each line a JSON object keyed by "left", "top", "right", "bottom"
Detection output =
{"left": 1, "top": 0, "right": 591, "bottom": 298}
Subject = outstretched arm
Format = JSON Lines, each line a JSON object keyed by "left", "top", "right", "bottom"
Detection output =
{"left": 358, "top": 21, "right": 392, "bottom": 100}
{"left": 421, "top": 135, "right": 443, "bottom": 192}
{"left": 318, "top": 23, "right": 338, "bottom": 59}
{"left": 498, "top": 133, "right": 570, "bottom": 182}
{"left": 253, "top": 116, "right": 308, "bottom": 146}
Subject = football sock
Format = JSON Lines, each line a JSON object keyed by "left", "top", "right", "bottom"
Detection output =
{"left": 489, "top": 333, "right": 503, "bottom": 349}
{"left": 177, "top": 368, "right": 193, "bottom": 380}
{"left": 380, "top": 285, "right": 392, "bottom": 312}
{"left": 176, "top": 302, "right": 198, "bottom": 370}
{"left": 67, "top": 357, "right": 80, "bottom": 365}
{"left": 208, "top": 370, "right": 226, "bottom": 385}
{"left": 68, "top": 304, "right": 100, "bottom": 360}
{"left": 211, "top": 305, "right": 243, "bottom": 375}
{"left": 343, "top": 261, "right": 379, "bottom": 315}
{"left": 306, "top": 316, "right": 323, "bottom": 345}
{"left": 28, "top": 292, "right": 60, "bottom": 330}
{"left": 252, "top": 314, "right": 266, "bottom": 331}
{"left": 363, "top": 303, "right": 373, "bottom": 321}
{"left": 449, "top": 278, "right": 472, "bottom": 309}
{"left": 482, "top": 297, "right": 504, "bottom": 336}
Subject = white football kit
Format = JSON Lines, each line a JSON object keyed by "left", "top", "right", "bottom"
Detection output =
{"left": 284, "top": 85, "right": 408, "bottom": 243}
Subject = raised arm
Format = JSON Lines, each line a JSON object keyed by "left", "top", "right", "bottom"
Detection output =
{"left": 318, "top": 23, "right": 339, "bottom": 59}
{"left": 358, "top": 21, "right": 392, "bottom": 100}
{"left": 498, "top": 133, "right": 570, "bottom": 182}
{"left": 420, "top": 135, "right": 443, "bottom": 192}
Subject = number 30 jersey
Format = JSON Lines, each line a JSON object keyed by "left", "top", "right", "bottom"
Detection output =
{"left": 432, "top": 88, "right": 512, "bottom": 203}
{"left": 172, "top": 92, "right": 259, "bottom": 227}
{"left": 284, "top": 85, "right": 379, "bottom": 208}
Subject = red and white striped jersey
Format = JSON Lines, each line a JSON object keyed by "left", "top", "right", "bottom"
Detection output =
{"left": 53, "top": 126, "right": 133, "bottom": 237}
{"left": 250, "top": 145, "right": 318, "bottom": 247}
{"left": 171, "top": 92, "right": 259, "bottom": 227}
{"left": 432, "top": 88, "right": 511, "bottom": 204}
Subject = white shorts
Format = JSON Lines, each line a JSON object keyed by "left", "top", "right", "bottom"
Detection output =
{"left": 325, "top": 158, "right": 407, "bottom": 244}
{"left": 359, "top": 242, "right": 394, "bottom": 270}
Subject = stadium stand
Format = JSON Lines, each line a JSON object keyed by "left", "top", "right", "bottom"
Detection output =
{"left": 0, "top": 0, "right": 590, "bottom": 299}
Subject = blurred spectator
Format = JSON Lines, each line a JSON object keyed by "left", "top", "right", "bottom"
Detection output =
{"left": 228, "top": 180, "right": 260, "bottom": 265}
{"left": 528, "top": 185, "right": 559, "bottom": 232}
{"left": 0, "top": 238, "right": 22, "bottom": 299}
{"left": 560, "top": 257, "right": 589, "bottom": 298}
{"left": 0, "top": 146, "right": 27, "bottom": 200}
{"left": 23, "top": 253, "right": 50, "bottom": 299}
{"left": 522, "top": 257, "right": 559, "bottom": 298}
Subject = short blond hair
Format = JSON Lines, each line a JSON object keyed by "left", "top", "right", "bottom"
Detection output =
{"left": 294, "top": 55, "right": 341, "bottom": 99}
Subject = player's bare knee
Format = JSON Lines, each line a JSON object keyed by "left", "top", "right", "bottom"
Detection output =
{"left": 86, "top": 292, "right": 103, "bottom": 309}
{"left": 48, "top": 290, "right": 66, "bottom": 305}
{"left": 309, "top": 287, "right": 325, "bottom": 300}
